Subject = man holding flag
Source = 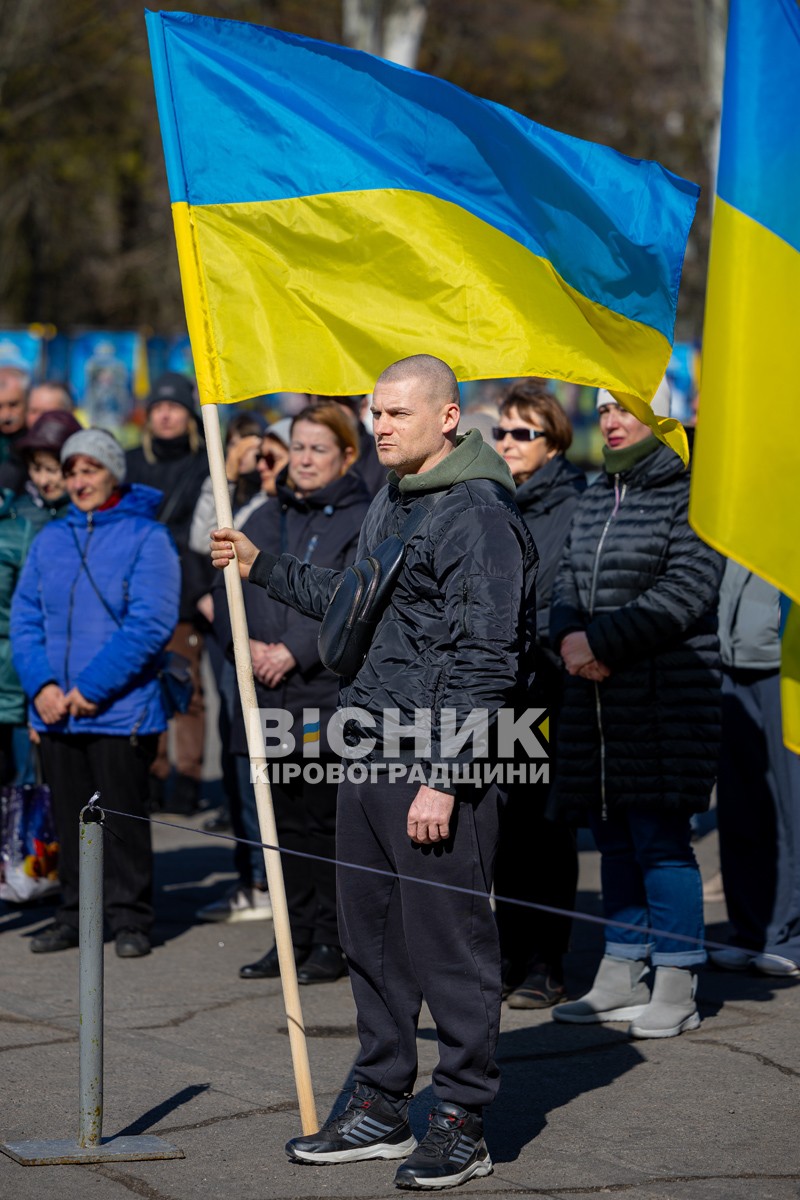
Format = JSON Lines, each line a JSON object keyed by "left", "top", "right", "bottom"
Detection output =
{"left": 212, "top": 352, "right": 537, "bottom": 1188}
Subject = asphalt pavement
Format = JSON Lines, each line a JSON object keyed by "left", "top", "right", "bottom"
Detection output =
{"left": 1, "top": 805, "right": 798, "bottom": 1200}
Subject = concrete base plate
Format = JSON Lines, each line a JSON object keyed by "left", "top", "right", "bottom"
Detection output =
{"left": 1, "top": 1135, "right": 185, "bottom": 1165}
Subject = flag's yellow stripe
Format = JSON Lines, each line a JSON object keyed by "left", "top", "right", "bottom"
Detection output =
{"left": 172, "top": 190, "right": 671, "bottom": 409}
{"left": 690, "top": 197, "right": 800, "bottom": 603}
{"left": 690, "top": 196, "right": 800, "bottom": 752}
{"left": 172, "top": 203, "right": 225, "bottom": 406}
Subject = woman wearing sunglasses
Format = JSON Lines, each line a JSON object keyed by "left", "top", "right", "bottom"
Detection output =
{"left": 255, "top": 427, "right": 290, "bottom": 496}
{"left": 492, "top": 379, "right": 586, "bottom": 1010}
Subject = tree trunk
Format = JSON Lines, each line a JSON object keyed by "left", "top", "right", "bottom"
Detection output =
{"left": 342, "top": 0, "right": 428, "bottom": 68}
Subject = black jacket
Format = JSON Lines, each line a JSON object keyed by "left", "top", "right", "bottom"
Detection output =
{"left": 515, "top": 454, "right": 586, "bottom": 699}
{"left": 549, "top": 442, "right": 723, "bottom": 816}
{"left": 220, "top": 467, "right": 370, "bottom": 756}
{"left": 126, "top": 432, "right": 211, "bottom": 622}
{"left": 0, "top": 429, "right": 27, "bottom": 493}
{"left": 249, "top": 431, "right": 538, "bottom": 787}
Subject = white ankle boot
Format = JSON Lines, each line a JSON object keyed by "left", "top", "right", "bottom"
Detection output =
{"left": 553, "top": 955, "right": 650, "bottom": 1024}
{"left": 629, "top": 966, "right": 701, "bottom": 1038}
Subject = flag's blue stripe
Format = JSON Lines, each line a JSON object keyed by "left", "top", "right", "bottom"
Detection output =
{"left": 716, "top": 0, "right": 800, "bottom": 255}
{"left": 146, "top": 10, "right": 698, "bottom": 342}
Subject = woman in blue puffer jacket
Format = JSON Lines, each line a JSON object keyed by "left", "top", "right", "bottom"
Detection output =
{"left": 11, "top": 428, "right": 180, "bottom": 958}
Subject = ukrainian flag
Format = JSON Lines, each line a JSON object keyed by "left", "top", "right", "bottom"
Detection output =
{"left": 146, "top": 10, "right": 696, "bottom": 454}
{"left": 303, "top": 718, "right": 321, "bottom": 759}
{"left": 689, "top": 0, "right": 800, "bottom": 749}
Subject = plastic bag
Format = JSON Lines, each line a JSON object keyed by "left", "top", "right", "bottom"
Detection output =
{"left": 0, "top": 784, "right": 60, "bottom": 903}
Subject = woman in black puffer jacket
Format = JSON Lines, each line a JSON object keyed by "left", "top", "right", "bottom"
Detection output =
{"left": 550, "top": 382, "right": 723, "bottom": 1039}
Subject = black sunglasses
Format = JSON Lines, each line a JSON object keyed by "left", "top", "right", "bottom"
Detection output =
{"left": 492, "top": 426, "right": 548, "bottom": 442}
{"left": 258, "top": 450, "right": 278, "bottom": 469}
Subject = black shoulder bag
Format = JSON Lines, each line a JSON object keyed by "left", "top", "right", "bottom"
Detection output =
{"left": 318, "top": 495, "right": 439, "bottom": 678}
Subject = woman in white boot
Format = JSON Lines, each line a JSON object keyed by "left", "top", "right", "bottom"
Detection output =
{"left": 548, "top": 383, "right": 724, "bottom": 1038}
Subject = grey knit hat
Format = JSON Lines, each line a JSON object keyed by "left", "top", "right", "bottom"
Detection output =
{"left": 61, "top": 428, "right": 126, "bottom": 484}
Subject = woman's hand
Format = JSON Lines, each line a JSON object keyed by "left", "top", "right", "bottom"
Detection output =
{"left": 225, "top": 434, "right": 261, "bottom": 481}
{"left": 211, "top": 528, "right": 259, "bottom": 579}
{"left": 65, "top": 687, "right": 99, "bottom": 718}
{"left": 257, "top": 643, "right": 297, "bottom": 688}
{"left": 33, "top": 684, "right": 68, "bottom": 725}
{"left": 577, "top": 660, "right": 611, "bottom": 682}
{"left": 560, "top": 631, "right": 595, "bottom": 674}
{"left": 196, "top": 592, "right": 214, "bottom": 624}
{"left": 561, "top": 631, "right": 611, "bottom": 681}
{"left": 249, "top": 638, "right": 271, "bottom": 682}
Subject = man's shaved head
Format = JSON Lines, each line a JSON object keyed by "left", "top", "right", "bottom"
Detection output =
{"left": 371, "top": 355, "right": 462, "bottom": 477}
{"left": 375, "top": 355, "right": 460, "bottom": 408}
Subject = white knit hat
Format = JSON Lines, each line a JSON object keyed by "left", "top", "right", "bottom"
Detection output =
{"left": 265, "top": 417, "right": 293, "bottom": 447}
{"left": 596, "top": 376, "right": 672, "bottom": 418}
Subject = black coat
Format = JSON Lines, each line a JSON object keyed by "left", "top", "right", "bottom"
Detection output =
{"left": 0, "top": 429, "right": 27, "bottom": 494}
{"left": 126, "top": 433, "right": 211, "bottom": 622}
{"left": 515, "top": 454, "right": 586, "bottom": 700}
{"left": 252, "top": 461, "right": 538, "bottom": 782}
{"left": 221, "top": 467, "right": 370, "bottom": 756}
{"left": 549, "top": 442, "right": 723, "bottom": 816}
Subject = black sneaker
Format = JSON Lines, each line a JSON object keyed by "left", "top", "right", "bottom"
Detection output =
{"left": 30, "top": 922, "right": 80, "bottom": 954}
{"left": 394, "top": 1102, "right": 492, "bottom": 1190}
{"left": 507, "top": 966, "right": 567, "bottom": 1010}
{"left": 286, "top": 1083, "right": 416, "bottom": 1164}
{"left": 115, "top": 928, "right": 151, "bottom": 958}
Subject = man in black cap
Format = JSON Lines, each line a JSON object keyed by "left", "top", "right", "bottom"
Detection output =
{"left": 126, "top": 372, "right": 211, "bottom": 814}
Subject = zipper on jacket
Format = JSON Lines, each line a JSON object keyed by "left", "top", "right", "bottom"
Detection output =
{"left": 64, "top": 517, "right": 95, "bottom": 696}
{"left": 588, "top": 476, "right": 626, "bottom": 819}
{"left": 595, "top": 682, "right": 607, "bottom": 820}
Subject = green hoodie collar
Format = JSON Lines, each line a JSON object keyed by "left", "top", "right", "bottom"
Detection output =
{"left": 389, "top": 428, "right": 516, "bottom": 495}
{"left": 602, "top": 434, "right": 660, "bottom": 475}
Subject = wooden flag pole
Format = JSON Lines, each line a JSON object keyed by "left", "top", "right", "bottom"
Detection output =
{"left": 201, "top": 403, "right": 318, "bottom": 1135}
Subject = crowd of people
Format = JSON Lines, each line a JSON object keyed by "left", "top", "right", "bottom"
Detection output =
{"left": 1, "top": 344, "right": 799, "bottom": 1188}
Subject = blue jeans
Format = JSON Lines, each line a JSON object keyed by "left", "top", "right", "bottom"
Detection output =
{"left": 233, "top": 753, "right": 267, "bottom": 887}
{"left": 589, "top": 807, "right": 706, "bottom": 967}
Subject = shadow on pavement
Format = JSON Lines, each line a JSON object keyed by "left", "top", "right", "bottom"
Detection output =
{"left": 152, "top": 841, "right": 236, "bottom": 945}
{"left": 115, "top": 1083, "right": 211, "bottom": 1137}
{"left": 415, "top": 1021, "right": 643, "bottom": 1165}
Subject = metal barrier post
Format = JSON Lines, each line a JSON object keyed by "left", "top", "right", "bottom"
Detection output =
{"left": 78, "top": 800, "right": 104, "bottom": 1147}
{"left": 1, "top": 794, "right": 184, "bottom": 1166}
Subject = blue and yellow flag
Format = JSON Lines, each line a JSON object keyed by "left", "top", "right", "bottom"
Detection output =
{"left": 146, "top": 10, "right": 696, "bottom": 455}
{"left": 690, "top": 0, "right": 800, "bottom": 749}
